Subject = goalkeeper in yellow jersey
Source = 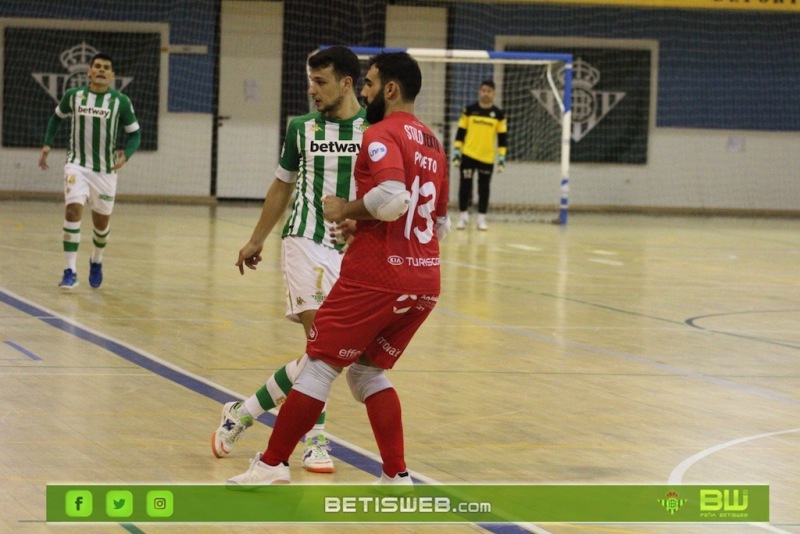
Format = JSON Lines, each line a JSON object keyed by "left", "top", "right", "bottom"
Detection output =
{"left": 452, "top": 79, "right": 507, "bottom": 231}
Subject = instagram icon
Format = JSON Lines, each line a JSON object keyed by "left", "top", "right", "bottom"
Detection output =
{"left": 146, "top": 490, "right": 174, "bottom": 517}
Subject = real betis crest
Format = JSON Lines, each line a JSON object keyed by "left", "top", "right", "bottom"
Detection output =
{"left": 658, "top": 490, "right": 687, "bottom": 515}
{"left": 530, "top": 58, "right": 625, "bottom": 142}
{"left": 32, "top": 41, "right": 133, "bottom": 104}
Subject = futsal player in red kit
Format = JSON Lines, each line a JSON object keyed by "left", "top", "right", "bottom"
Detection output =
{"left": 227, "top": 51, "right": 451, "bottom": 485}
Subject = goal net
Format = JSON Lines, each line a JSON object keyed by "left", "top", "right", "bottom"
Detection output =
{"left": 341, "top": 46, "right": 573, "bottom": 224}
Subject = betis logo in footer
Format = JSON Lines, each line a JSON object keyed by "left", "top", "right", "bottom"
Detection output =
{"left": 32, "top": 42, "right": 133, "bottom": 103}
{"left": 658, "top": 490, "right": 687, "bottom": 515}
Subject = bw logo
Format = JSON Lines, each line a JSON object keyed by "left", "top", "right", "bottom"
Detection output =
{"left": 530, "top": 58, "right": 625, "bottom": 142}
{"left": 32, "top": 41, "right": 133, "bottom": 103}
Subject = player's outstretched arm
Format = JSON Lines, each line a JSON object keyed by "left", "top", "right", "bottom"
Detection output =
{"left": 38, "top": 146, "right": 50, "bottom": 170}
{"left": 111, "top": 151, "right": 128, "bottom": 171}
{"left": 322, "top": 195, "right": 371, "bottom": 222}
{"left": 236, "top": 178, "right": 294, "bottom": 275}
{"left": 236, "top": 242, "right": 264, "bottom": 275}
{"left": 40, "top": 114, "right": 65, "bottom": 171}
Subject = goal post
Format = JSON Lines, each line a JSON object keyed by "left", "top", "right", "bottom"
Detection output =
{"left": 327, "top": 46, "right": 573, "bottom": 225}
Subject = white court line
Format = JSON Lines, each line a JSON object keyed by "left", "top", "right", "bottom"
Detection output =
{"left": 1, "top": 287, "right": 549, "bottom": 534}
{"left": 669, "top": 427, "right": 800, "bottom": 534}
{"left": 507, "top": 244, "right": 543, "bottom": 252}
{"left": 755, "top": 525, "right": 799, "bottom": 534}
{"left": 588, "top": 258, "right": 624, "bottom": 266}
{"left": 442, "top": 259, "right": 493, "bottom": 272}
{"left": 668, "top": 427, "right": 800, "bottom": 484}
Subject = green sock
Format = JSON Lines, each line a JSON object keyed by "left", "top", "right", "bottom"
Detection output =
{"left": 233, "top": 402, "right": 253, "bottom": 426}
{"left": 246, "top": 363, "right": 328, "bottom": 424}
{"left": 254, "top": 365, "right": 293, "bottom": 412}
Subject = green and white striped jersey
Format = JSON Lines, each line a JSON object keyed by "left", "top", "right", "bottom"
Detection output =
{"left": 54, "top": 87, "right": 140, "bottom": 174}
{"left": 277, "top": 108, "right": 367, "bottom": 248}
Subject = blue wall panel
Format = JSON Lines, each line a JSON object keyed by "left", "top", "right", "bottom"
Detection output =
{"left": 4, "top": 1, "right": 797, "bottom": 129}
{"left": 452, "top": 4, "right": 800, "bottom": 131}
{"left": 1, "top": 0, "right": 216, "bottom": 113}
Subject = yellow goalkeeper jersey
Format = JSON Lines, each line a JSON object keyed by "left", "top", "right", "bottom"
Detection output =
{"left": 454, "top": 103, "right": 507, "bottom": 165}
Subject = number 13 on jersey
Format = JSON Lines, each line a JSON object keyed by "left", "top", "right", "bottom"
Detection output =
{"left": 404, "top": 175, "right": 437, "bottom": 244}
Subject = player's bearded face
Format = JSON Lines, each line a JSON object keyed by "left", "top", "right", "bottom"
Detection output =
{"left": 320, "top": 93, "right": 344, "bottom": 115}
{"left": 479, "top": 86, "right": 494, "bottom": 106}
{"left": 365, "top": 86, "right": 386, "bottom": 124}
{"left": 309, "top": 67, "right": 345, "bottom": 116}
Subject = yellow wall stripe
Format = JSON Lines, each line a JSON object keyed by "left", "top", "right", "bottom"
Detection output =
{"left": 493, "top": 0, "right": 800, "bottom": 13}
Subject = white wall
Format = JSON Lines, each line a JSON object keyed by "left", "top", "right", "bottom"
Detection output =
{"left": 1, "top": 113, "right": 212, "bottom": 198}
{"left": 0, "top": 18, "right": 211, "bottom": 200}
{"left": 492, "top": 128, "right": 800, "bottom": 213}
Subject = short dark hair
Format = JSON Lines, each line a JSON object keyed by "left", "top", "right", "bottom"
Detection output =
{"left": 308, "top": 46, "right": 360, "bottom": 84}
{"left": 90, "top": 53, "right": 114, "bottom": 69}
{"left": 480, "top": 79, "right": 495, "bottom": 90}
{"left": 367, "top": 52, "right": 421, "bottom": 102}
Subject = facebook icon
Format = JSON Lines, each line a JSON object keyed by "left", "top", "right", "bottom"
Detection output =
{"left": 65, "top": 490, "right": 92, "bottom": 517}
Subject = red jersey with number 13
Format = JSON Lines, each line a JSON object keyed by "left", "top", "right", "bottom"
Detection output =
{"left": 340, "top": 111, "right": 448, "bottom": 294}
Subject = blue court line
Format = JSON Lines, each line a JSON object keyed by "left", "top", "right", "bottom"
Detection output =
{"left": 0, "top": 288, "right": 535, "bottom": 534}
{"left": 3, "top": 340, "right": 43, "bottom": 361}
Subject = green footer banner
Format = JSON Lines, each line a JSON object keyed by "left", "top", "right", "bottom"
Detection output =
{"left": 46, "top": 484, "right": 768, "bottom": 523}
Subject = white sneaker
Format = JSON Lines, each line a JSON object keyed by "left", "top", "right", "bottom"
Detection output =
{"left": 302, "top": 435, "right": 335, "bottom": 473}
{"left": 212, "top": 401, "right": 253, "bottom": 458}
{"left": 375, "top": 471, "right": 412, "bottom": 485}
{"left": 456, "top": 211, "right": 468, "bottom": 230}
{"left": 227, "top": 453, "right": 290, "bottom": 487}
{"left": 477, "top": 214, "right": 488, "bottom": 231}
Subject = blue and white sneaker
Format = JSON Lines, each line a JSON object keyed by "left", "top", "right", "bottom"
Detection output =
{"left": 89, "top": 260, "right": 103, "bottom": 288}
{"left": 212, "top": 401, "right": 253, "bottom": 458}
{"left": 58, "top": 269, "right": 79, "bottom": 290}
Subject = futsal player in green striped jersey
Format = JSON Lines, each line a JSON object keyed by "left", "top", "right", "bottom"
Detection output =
{"left": 38, "top": 53, "right": 141, "bottom": 289}
{"left": 211, "top": 46, "right": 366, "bottom": 474}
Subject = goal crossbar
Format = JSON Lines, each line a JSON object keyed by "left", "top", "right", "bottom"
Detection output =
{"left": 322, "top": 45, "right": 574, "bottom": 225}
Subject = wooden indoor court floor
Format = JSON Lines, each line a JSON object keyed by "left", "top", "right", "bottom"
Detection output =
{"left": 1, "top": 199, "right": 798, "bottom": 534}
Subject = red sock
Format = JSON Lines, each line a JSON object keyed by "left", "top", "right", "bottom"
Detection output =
{"left": 261, "top": 389, "right": 324, "bottom": 466}
{"left": 365, "top": 388, "right": 406, "bottom": 477}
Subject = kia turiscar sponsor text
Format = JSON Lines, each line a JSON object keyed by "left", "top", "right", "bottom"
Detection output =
{"left": 387, "top": 255, "right": 440, "bottom": 267}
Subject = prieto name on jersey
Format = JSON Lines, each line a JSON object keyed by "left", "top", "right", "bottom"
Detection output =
{"left": 308, "top": 139, "right": 361, "bottom": 155}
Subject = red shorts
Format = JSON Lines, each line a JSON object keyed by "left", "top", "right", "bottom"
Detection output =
{"left": 306, "top": 278, "right": 439, "bottom": 369}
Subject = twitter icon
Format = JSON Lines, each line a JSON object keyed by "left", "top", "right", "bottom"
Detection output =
{"left": 106, "top": 490, "right": 133, "bottom": 517}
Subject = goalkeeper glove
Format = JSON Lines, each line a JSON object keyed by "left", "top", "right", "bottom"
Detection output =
{"left": 452, "top": 148, "right": 461, "bottom": 168}
{"left": 497, "top": 156, "right": 505, "bottom": 174}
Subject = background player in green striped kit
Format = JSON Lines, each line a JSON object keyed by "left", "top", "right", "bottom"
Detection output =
{"left": 38, "top": 53, "right": 141, "bottom": 289}
{"left": 211, "top": 46, "right": 366, "bottom": 474}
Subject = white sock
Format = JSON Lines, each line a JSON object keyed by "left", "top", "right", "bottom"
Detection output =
{"left": 65, "top": 252, "right": 78, "bottom": 272}
{"left": 91, "top": 225, "right": 110, "bottom": 263}
{"left": 307, "top": 424, "right": 326, "bottom": 443}
{"left": 242, "top": 395, "right": 264, "bottom": 419}
{"left": 63, "top": 220, "right": 81, "bottom": 271}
